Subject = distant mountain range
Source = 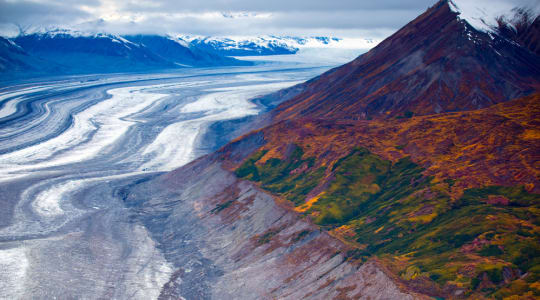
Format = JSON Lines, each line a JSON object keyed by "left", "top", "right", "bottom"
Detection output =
{"left": 180, "top": 36, "right": 378, "bottom": 56}
{"left": 0, "top": 30, "right": 253, "bottom": 78}
{"left": 0, "top": 30, "right": 374, "bottom": 79}
{"left": 0, "top": 36, "right": 60, "bottom": 74}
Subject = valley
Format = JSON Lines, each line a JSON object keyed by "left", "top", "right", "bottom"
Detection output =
{"left": 0, "top": 64, "right": 329, "bottom": 299}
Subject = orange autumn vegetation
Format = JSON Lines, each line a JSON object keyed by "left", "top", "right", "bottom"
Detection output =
{"left": 256, "top": 93, "right": 540, "bottom": 197}
{"left": 227, "top": 93, "right": 540, "bottom": 299}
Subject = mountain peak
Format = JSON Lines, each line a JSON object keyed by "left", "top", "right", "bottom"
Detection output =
{"left": 271, "top": 0, "right": 540, "bottom": 121}
{"left": 448, "top": 0, "right": 540, "bottom": 33}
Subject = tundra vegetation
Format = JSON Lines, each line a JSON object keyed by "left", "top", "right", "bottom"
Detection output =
{"left": 233, "top": 94, "right": 540, "bottom": 299}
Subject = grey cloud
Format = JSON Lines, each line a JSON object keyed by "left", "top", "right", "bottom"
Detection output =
{"left": 119, "top": 0, "right": 436, "bottom": 13}
{"left": 268, "top": 9, "right": 423, "bottom": 30}
{"left": 1, "top": 0, "right": 537, "bottom": 38}
{"left": 85, "top": 10, "right": 408, "bottom": 38}
{"left": 0, "top": 0, "right": 91, "bottom": 26}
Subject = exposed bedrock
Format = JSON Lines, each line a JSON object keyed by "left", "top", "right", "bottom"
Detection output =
{"left": 124, "top": 154, "right": 420, "bottom": 299}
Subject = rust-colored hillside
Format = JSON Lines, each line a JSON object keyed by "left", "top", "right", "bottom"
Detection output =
{"left": 225, "top": 94, "right": 540, "bottom": 299}
{"left": 252, "top": 93, "right": 540, "bottom": 195}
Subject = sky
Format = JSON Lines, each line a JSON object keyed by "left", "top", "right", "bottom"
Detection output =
{"left": 0, "top": 0, "right": 538, "bottom": 38}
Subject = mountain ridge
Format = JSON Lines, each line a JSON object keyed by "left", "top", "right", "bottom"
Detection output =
{"left": 271, "top": 0, "right": 540, "bottom": 121}
{"left": 0, "top": 30, "right": 253, "bottom": 78}
{"left": 181, "top": 35, "right": 379, "bottom": 56}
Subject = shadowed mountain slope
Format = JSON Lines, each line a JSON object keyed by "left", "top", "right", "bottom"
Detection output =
{"left": 123, "top": 35, "right": 251, "bottom": 67}
{"left": 0, "top": 36, "right": 63, "bottom": 75}
{"left": 272, "top": 0, "right": 540, "bottom": 121}
{"left": 1, "top": 31, "right": 251, "bottom": 78}
{"left": 13, "top": 32, "right": 173, "bottom": 74}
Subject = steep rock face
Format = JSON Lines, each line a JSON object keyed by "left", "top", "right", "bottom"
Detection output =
{"left": 273, "top": 0, "right": 540, "bottom": 121}
{"left": 123, "top": 154, "right": 421, "bottom": 299}
{"left": 496, "top": 10, "right": 540, "bottom": 56}
{"left": 0, "top": 37, "right": 33, "bottom": 72}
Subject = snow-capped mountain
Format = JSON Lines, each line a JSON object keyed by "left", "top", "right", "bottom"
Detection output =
{"left": 0, "top": 35, "right": 67, "bottom": 76}
{"left": 180, "top": 35, "right": 380, "bottom": 56}
{"left": 449, "top": 0, "right": 540, "bottom": 34}
{"left": 122, "top": 35, "right": 251, "bottom": 67}
{"left": 13, "top": 30, "right": 171, "bottom": 73}
{"left": 1, "top": 29, "right": 252, "bottom": 78}
{"left": 2, "top": 25, "right": 384, "bottom": 78}
{"left": 1, "top": 29, "right": 381, "bottom": 78}
{"left": 449, "top": 0, "right": 540, "bottom": 55}
{"left": 182, "top": 36, "right": 297, "bottom": 56}
{"left": 0, "top": 36, "right": 37, "bottom": 73}
{"left": 271, "top": 0, "right": 540, "bottom": 121}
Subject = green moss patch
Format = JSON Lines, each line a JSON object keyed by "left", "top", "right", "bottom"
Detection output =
{"left": 235, "top": 146, "right": 540, "bottom": 298}
{"left": 235, "top": 145, "right": 325, "bottom": 206}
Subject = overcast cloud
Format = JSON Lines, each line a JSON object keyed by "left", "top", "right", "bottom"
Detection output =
{"left": 0, "top": 0, "right": 538, "bottom": 38}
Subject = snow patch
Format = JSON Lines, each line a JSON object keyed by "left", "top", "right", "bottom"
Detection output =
{"left": 179, "top": 35, "right": 380, "bottom": 51}
{"left": 449, "top": 0, "right": 539, "bottom": 33}
{"left": 0, "top": 247, "right": 29, "bottom": 299}
{"left": 167, "top": 35, "right": 190, "bottom": 48}
{"left": 32, "top": 180, "right": 84, "bottom": 217}
{"left": 124, "top": 225, "right": 174, "bottom": 300}
{"left": 17, "top": 27, "right": 139, "bottom": 47}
